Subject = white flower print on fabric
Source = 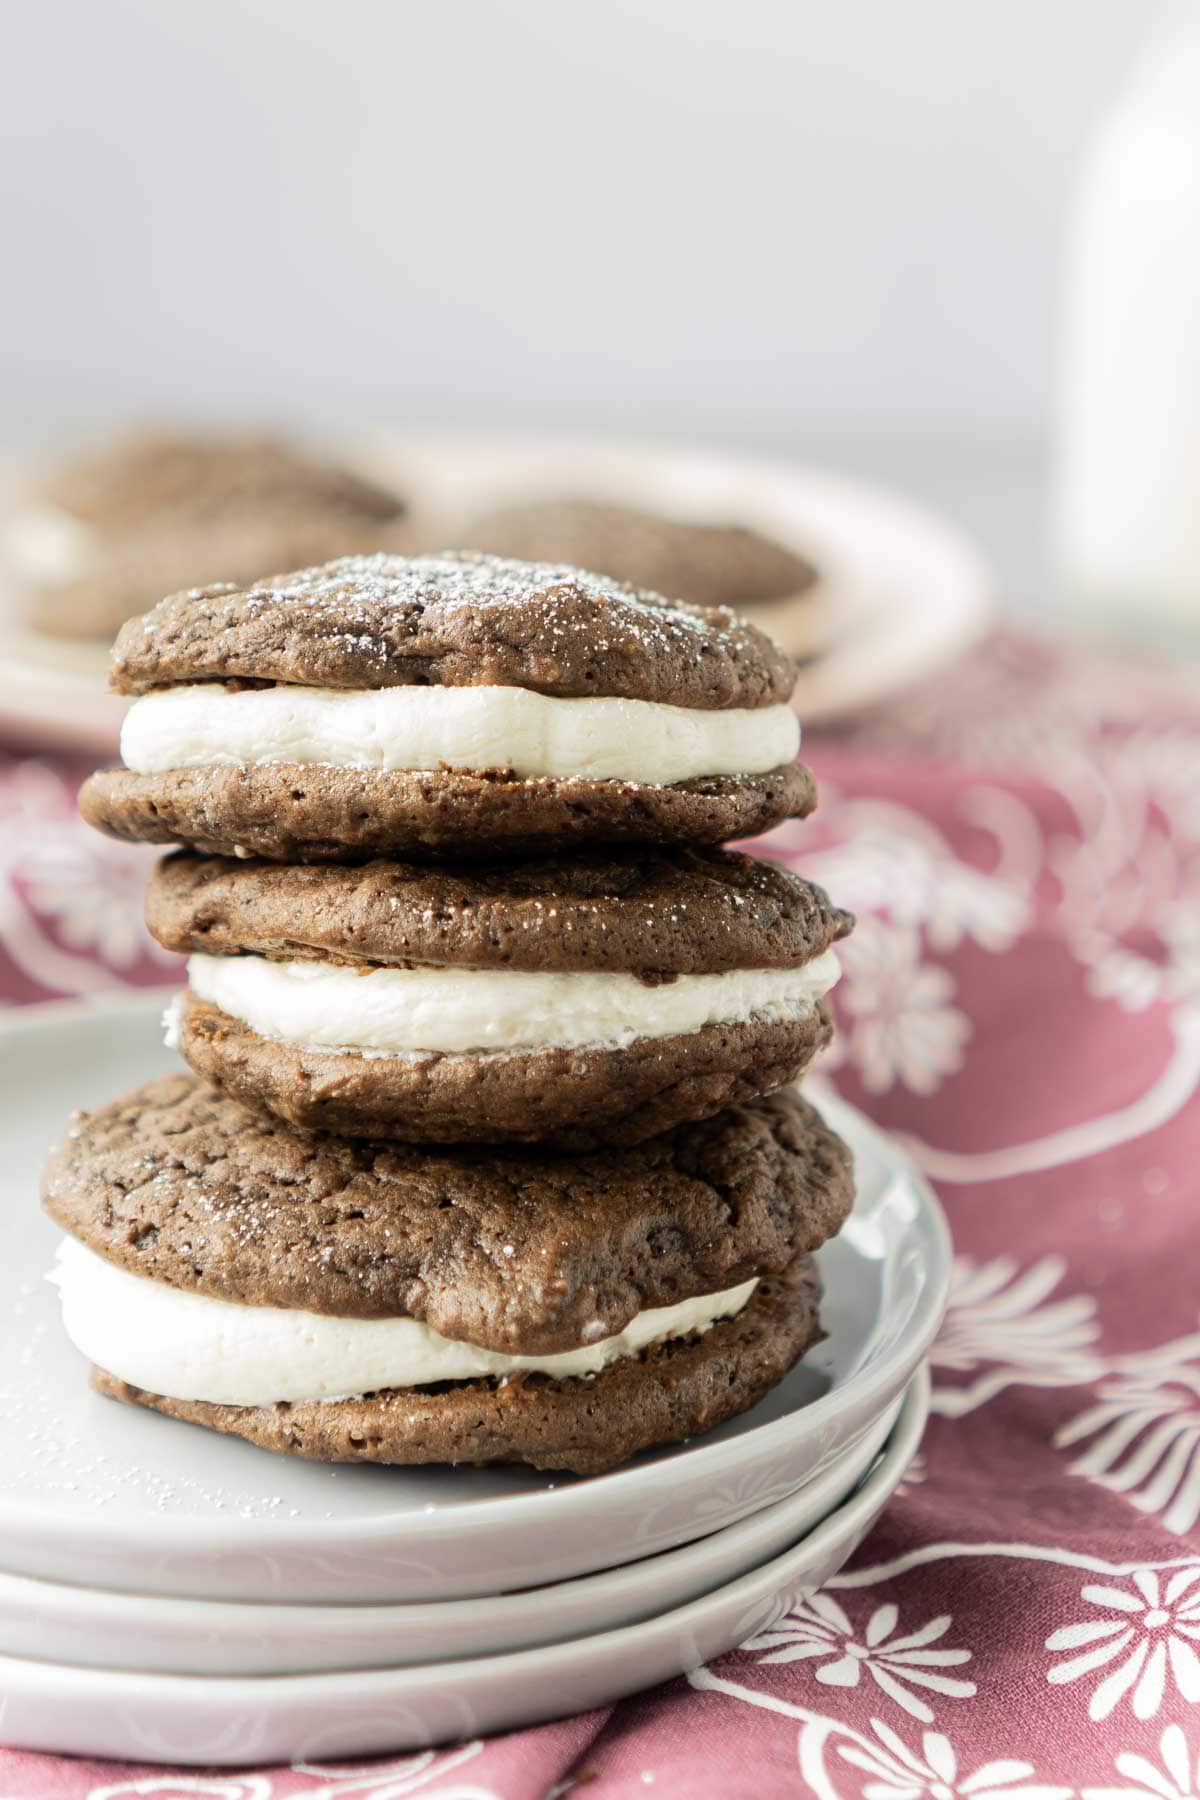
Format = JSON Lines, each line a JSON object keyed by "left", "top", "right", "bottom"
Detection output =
{"left": 931, "top": 1255, "right": 1104, "bottom": 1418}
{"left": 928, "top": 1259, "right": 1200, "bottom": 1535}
{"left": 88, "top": 1785, "right": 272, "bottom": 1800}
{"left": 1083, "top": 1723, "right": 1200, "bottom": 1800}
{"left": 826, "top": 918, "right": 972, "bottom": 1098}
{"left": 1045, "top": 1567, "right": 1200, "bottom": 1721}
{"left": 22, "top": 831, "right": 175, "bottom": 970}
{"left": 794, "top": 789, "right": 1034, "bottom": 1102}
{"left": 799, "top": 796, "right": 1033, "bottom": 956}
{"left": 1079, "top": 880, "right": 1200, "bottom": 1021}
{"left": 88, "top": 1744, "right": 498, "bottom": 1800}
{"left": 745, "top": 1592, "right": 975, "bottom": 1724}
{"left": 1044, "top": 719, "right": 1200, "bottom": 1008}
{"left": 835, "top": 1719, "right": 1073, "bottom": 1800}
{"left": 1084, "top": 897, "right": 1200, "bottom": 1018}
{"left": 1057, "top": 1334, "right": 1200, "bottom": 1538}
{"left": 0, "top": 755, "right": 175, "bottom": 993}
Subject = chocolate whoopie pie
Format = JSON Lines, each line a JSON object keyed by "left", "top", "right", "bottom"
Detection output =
{"left": 463, "top": 498, "right": 819, "bottom": 616}
{"left": 147, "top": 846, "right": 851, "bottom": 1147}
{"left": 10, "top": 431, "right": 409, "bottom": 641}
{"left": 45, "top": 1075, "right": 853, "bottom": 1474}
{"left": 78, "top": 552, "right": 816, "bottom": 861}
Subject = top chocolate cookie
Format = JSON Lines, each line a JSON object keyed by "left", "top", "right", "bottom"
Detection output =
{"left": 108, "top": 551, "right": 795, "bottom": 708}
{"left": 81, "top": 553, "right": 816, "bottom": 861}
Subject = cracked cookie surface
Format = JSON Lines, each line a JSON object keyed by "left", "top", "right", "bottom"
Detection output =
{"left": 44, "top": 1075, "right": 853, "bottom": 1356}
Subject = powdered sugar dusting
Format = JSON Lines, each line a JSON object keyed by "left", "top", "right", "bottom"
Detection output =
{"left": 235, "top": 549, "right": 761, "bottom": 668}
{"left": 118, "top": 548, "right": 794, "bottom": 710}
{"left": 267, "top": 551, "right": 717, "bottom": 625}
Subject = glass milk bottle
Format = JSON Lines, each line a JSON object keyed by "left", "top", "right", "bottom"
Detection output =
{"left": 1056, "top": 7, "right": 1200, "bottom": 640}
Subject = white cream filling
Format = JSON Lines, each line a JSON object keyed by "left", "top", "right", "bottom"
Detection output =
{"left": 182, "top": 947, "right": 840, "bottom": 1058}
{"left": 119, "top": 682, "right": 801, "bottom": 786}
{"left": 49, "top": 1238, "right": 758, "bottom": 1407}
{"left": 5, "top": 505, "right": 96, "bottom": 584}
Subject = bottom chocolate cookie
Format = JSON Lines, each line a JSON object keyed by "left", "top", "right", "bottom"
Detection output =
{"left": 92, "top": 1257, "right": 822, "bottom": 1476}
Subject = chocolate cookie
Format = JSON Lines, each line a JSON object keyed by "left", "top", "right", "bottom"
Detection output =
{"left": 78, "top": 552, "right": 814, "bottom": 860}
{"left": 146, "top": 847, "right": 849, "bottom": 1145}
{"left": 81, "top": 763, "right": 816, "bottom": 863}
{"left": 91, "top": 1256, "right": 823, "bottom": 1476}
{"left": 37, "top": 432, "right": 405, "bottom": 533}
{"left": 43, "top": 1074, "right": 853, "bottom": 1354}
{"left": 171, "top": 995, "right": 832, "bottom": 1149}
{"left": 12, "top": 432, "right": 409, "bottom": 641}
{"left": 104, "top": 551, "right": 794, "bottom": 704}
{"left": 146, "top": 845, "right": 849, "bottom": 975}
{"left": 463, "top": 497, "right": 818, "bottom": 613}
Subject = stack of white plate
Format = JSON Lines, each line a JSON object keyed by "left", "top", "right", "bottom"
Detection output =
{"left": 0, "top": 996, "right": 951, "bottom": 1766}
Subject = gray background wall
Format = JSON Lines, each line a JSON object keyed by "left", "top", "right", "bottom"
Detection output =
{"left": 2, "top": 0, "right": 1155, "bottom": 451}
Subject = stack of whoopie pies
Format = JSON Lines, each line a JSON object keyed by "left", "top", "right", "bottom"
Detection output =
{"left": 46, "top": 552, "right": 854, "bottom": 1475}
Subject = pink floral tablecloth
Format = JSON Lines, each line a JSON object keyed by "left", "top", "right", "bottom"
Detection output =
{"left": 2, "top": 627, "right": 1199, "bottom": 1799}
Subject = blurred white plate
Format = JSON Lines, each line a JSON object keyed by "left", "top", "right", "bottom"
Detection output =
{"left": 0, "top": 992, "right": 951, "bottom": 1603}
{"left": 0, "top": 433, "right": 993, "bottom": 752}
{"left": 0, "top": 1372, "right": 928, "bottom": 1765}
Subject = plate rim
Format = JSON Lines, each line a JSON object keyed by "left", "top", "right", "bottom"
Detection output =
{"left": 0, "top": 1391, "right": 904, "bottom": 1650}
{"left": 0, "top": 1368, "right": 928, "bottom": 1699}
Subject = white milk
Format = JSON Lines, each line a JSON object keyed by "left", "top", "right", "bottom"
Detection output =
{"left": 1056, "top": 8, "right": 1200, "bottom": 636}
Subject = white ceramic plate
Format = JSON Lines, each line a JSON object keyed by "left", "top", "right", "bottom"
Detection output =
{"left": 0, "top": 993, "right": 950, "bottom": 1603}
{"left": 0, "top": 1390, "right": 902, "bottom": 1676}
{"left": 0, "top": 1372, "right": 927, "bottom": 1764}
{"left": 0, "top": 433, "right": 992, "bottom": 751}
